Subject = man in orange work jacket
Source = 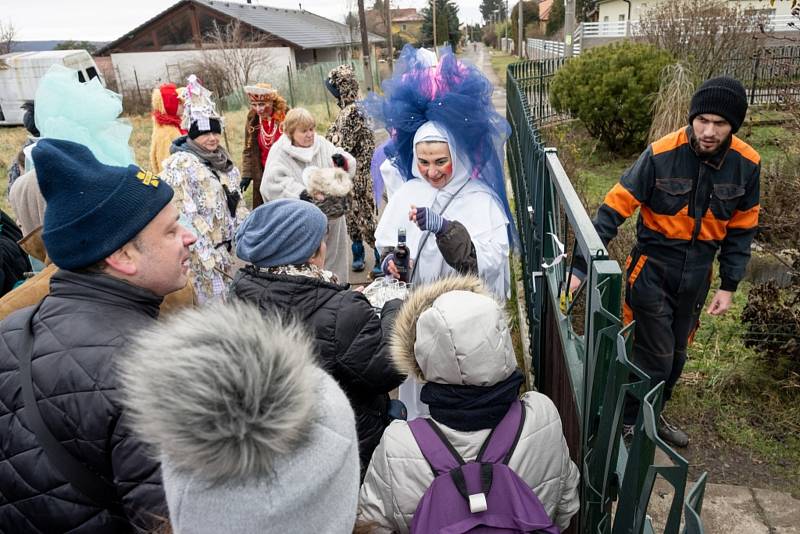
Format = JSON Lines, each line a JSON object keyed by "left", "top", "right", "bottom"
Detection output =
{"left": 571, "top": 77, "right": 760, "bottom": 448}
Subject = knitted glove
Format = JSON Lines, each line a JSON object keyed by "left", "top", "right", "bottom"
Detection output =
{"left": 415, "top": 207, "right": 448, "bottom": 235}
{"left": 331, "top": 153, "right": 348, "bottom": 172}
{"left": 239, "top": 177, "right": 252, "bottom": 192}
{"left": 381, "top": 252, "right": 396, "bottom": 277}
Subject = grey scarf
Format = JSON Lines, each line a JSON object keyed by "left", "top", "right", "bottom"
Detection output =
{"left": 184, "top": 137, "right": 234, "bottom": 172}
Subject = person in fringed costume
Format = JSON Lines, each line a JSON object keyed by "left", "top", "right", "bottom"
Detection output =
{"left": 325, "top": 64, "right": 381, "bottom": 277}
{"left": 365, "top": 45, "right": 517, "bottom": 419}
{"left": 149, "top": 83, "right": 186, "bottom": 174}
{"left": 160, "top": 75, "right": 249, "bottom": 303}
{"left": 241, "top": 83, "right": 287, "bottom": 209}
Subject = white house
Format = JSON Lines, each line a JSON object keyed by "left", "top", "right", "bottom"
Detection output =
{"left": 597, "top": 0, "right": 794, "bottom": 23}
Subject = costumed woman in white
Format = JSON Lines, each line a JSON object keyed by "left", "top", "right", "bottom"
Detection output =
{"left": 366, "top": 46, "right": 516, "bottom": 419}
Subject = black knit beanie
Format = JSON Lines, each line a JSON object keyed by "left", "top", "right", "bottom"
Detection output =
{"left": 188, "top": 117, "right": 222, "bottom": 139}
{"left": 688, "top": 76, "right": 748, "bottom": 133}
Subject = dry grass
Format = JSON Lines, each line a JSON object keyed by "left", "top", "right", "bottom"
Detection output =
{"left": 0, "top": 126, "right": 29, "bottom": 214}
{"left": 648, "top": 63, "right": 696, "bottom": 144}
{"left": 0, "top": 102, "right": 335, "bottom": 219}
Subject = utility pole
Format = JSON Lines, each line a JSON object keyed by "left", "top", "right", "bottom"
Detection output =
{"left": 517, "top": 0, "right": 524, "bottom": 57}
{"left": 432, "top": 0, "right": 438, "bottom": 50}
{"left": 357, "top": 0, "right": 375, "bottom": 91}
{"left": 385, "top": 0, "right": 393, "bottom": 70}
{"left": 505, "top": 0, "right": 509, "bottom": 53}
{"left": 564, "top": 0, "right": 575, "bottom": 57}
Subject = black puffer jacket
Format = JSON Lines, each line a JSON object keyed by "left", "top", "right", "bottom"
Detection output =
{"left": 0, "top": 271, "right": 166, "bottom": 533}
{"left": 230, "top": 266, "right": 405, "bottom": 472}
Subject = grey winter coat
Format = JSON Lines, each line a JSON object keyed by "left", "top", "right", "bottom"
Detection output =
{"left": 0, "top": 270, "right": 166, "bottom": 533}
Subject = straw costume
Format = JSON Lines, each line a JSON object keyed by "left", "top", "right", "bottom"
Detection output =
{"left": 149, "top": 83, "right": 186, "bottom": 173}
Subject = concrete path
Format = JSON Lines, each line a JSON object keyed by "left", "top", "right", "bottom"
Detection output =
{"left": 468, "top": 41, "right": 800, "bottom": 533}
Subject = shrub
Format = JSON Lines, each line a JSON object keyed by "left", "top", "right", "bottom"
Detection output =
{"left": 742, "top": 253, "right": 800, "bottom": 381}
{"left": 550, "top": 42, "right": 673, "bottom": 154}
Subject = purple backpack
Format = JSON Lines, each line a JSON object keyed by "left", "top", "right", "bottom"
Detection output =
{"left": 408, "top": 400, "right": 561, "bottom": 534}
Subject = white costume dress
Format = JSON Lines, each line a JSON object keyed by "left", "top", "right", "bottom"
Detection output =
{"left": 374, "top": 121, "right": 511, "bottom": 418}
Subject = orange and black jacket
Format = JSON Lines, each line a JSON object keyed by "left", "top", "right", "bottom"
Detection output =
{"left": 578, "top": 126, "right": 760, "bottom": 292}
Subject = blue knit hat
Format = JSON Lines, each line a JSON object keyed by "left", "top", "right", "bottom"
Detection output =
{"left": 236, "top": 199, "right": 327, "bottom": 267}
{"left": 33, "top": 139, "right": 174, "bottom": 270}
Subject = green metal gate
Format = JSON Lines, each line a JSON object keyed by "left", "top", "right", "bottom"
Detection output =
{"left": 506, "top": 60, "right": 709, "bottom": 534}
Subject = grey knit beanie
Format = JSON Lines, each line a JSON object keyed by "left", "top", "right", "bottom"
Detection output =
{"left": 235, "top": 198, "right": 327, "bottom": 267}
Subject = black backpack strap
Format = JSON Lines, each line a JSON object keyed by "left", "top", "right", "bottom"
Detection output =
{"left": 18, "top": 302, "right": 124, "bottom": 513}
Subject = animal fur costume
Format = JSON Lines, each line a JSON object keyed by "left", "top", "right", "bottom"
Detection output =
{"left": 149, "top": 83, "right": 185, "bottom": 174}
{"left": 325, "top": 65, "right": 377, "bottom": 245}
{"left": 242, "top": 83, "right": 287, "bottom": 209}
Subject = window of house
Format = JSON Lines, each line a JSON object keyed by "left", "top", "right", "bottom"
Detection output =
{"left": 402, "top": 23, "right": 407, "bottom": 30}
{"left": 619, "top": 14, "right": 625, "bottom": 21}
{"left": 603, "top": 15, "right": 609, "bottom": 21}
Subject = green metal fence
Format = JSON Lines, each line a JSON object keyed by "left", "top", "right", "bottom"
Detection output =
{"left": 506, "top": 60, "right": 709, "bottom": 534}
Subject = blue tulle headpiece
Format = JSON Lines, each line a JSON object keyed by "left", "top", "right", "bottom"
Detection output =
{"left": 362, "top": 45, "right": 516, "bottom": 245}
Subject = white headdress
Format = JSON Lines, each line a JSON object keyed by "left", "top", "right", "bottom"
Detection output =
{"left": 180, "top": 74, "right": 222, "bottom": 131}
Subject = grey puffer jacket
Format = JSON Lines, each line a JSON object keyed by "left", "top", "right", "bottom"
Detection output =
{"left": 358, "top": 276, "right": 580, "bottom": 532}
{"left": 0, "top": 270, "right": 166, "bottom": 533}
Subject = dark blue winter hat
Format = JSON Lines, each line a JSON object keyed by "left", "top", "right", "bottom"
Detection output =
{"left": 33, "top": 138, "right": 174, "bottom": 270}
{"left": 236, "top": 198, "right": 327, "bottom": 267}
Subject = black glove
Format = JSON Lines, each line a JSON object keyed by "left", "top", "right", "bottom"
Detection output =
{"left": 331, "top": 153, "right": 348, "bottom": 171}
{"left": 299, "top": 189, "right": 314, "bottom": 203}
{"left": 239, "top": 177, "right": 252, "bottom": 192}
{"left": 221, "top": 186, "right": 241, "bottom": 217}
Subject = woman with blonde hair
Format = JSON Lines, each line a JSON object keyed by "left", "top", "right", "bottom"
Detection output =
{"left": 262, "top": 107, "right": 355, "bottom": 283}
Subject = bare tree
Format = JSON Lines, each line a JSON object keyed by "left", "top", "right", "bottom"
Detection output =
{"left": 0, "top": 19, "right": 16, "bottom": 55}
{"left": 186, "top": 19, "right": 279, "bottom": 99}
{"left": 637, "top": 0, "right": 767, "bottom": 81}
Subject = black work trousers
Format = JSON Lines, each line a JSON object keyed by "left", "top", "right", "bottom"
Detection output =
{"left": 622, "top": 247, "right": 713, "bottom": 425}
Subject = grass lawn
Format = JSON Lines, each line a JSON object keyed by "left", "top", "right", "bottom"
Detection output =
{"left": 543, "top": 114, "right": 800, "bottom": 495}
{"left": 489, "top": 51, "right": 523, "bottom": 87}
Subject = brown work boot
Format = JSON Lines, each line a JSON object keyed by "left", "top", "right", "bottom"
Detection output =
{"left": 657, "top": 415, "right": 689, "bottom": 448}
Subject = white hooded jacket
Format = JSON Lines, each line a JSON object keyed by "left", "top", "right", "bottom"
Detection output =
{"left": 358, "top": 276, "right": 580, "bottom": 533}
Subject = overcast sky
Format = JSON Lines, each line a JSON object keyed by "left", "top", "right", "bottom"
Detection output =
{"left": 5, "top": 0, "right": 484, "bottom": 41}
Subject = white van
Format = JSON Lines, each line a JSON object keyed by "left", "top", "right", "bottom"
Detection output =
{"left": 0, "top": 49, "right": 104, "bottom": 126}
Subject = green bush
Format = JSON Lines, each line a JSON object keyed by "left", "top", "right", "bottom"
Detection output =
{"left": 550, "top": 42, "right": 673, "bottom": 155}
